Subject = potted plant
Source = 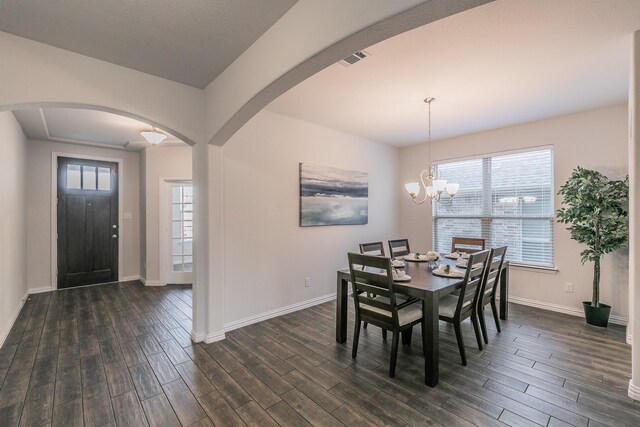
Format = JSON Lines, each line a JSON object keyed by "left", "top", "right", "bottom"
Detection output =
{"left": 556, "top": 166, "right": 628, "bottom": 327}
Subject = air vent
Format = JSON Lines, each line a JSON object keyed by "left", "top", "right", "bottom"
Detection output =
{"left": 338, "top": 50, "right": 371, "bottom": 67}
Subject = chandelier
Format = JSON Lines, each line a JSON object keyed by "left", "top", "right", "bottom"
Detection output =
{"left": 404, "top": 98, "right": 460, "bottom": 204}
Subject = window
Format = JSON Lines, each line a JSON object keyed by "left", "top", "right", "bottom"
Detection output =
{"left": 433, "top": 148, "right": 554, "bottom": 268}
{"left": 66, "top": 163, "right": 111, "bottom": 191}
{"left": 172, "top": 185, "right": 193, "bottom": 272}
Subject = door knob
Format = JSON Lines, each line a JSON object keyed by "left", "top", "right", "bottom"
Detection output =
{"left": 112, "top": 224, "right": 118, "bottom": 229}
{"left": 112, "top": 234, "right": 118, "bottom": 239}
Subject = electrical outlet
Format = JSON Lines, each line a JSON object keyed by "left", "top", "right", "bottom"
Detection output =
{"left": 564, "top": 282, "right": 574, "bottom": 293}
{"left": 304, "top": 277, "right": 310, "bottom": 288}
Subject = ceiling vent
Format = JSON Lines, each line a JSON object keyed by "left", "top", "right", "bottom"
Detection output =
{"left": 338, "top": 50, "right": 371, "bottom": 67}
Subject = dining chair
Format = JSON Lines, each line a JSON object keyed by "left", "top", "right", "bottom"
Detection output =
{"left": 348, "top": 253, "right": 424, "bottom": 378}
{"left": 451, "top": 237, "right": 486, "bottom": 254}
{"left": 358, "top": 241, "right": 385, "bottom": 335}
{"left": 388, "top": 239, "right": 411, "bottom": 259}
{"left": 438, "top": 250, "right": 490, "bottom": 365}
{"left": 359, "top": 242, "right": 385, "bottom": 257}
{"left": 477, "top": 246, "right": 508, "bottom": 344}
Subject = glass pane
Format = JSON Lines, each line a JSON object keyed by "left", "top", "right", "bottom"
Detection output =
{"left": 182, "top": 239, "right": 192, "bottom": 255}
{"left": 183, "top": 226, "right": 193, "bottom": 238}
{"left": 183, "top": 212, "right": 193, "bottom": 221}
{"left": 172, "top": 256, "right": 183, "bottom": 272}
{"left": 172, "top": 239, "right": 182, "bottom": 256}
{"left": 172, "top": 186, "right": 182, "bottom": 203}
{"left": 183, "top": 186, "right": 193, "bottom": 203}
{"left": 433, "top": 158, "right": 483, "bottom": 217}
{"left": 183, "top": 256, "right": 193, "bottom": 272}
{"left": 172, "top": 204, "right": 182, "bottom": 221}
{"left": 433, "top": 218, "right": 482, "bottom": 255}
{"left": 183, "top": 203, "right": 193, "bottom": 213}
{"left": 82, "top": 166, "right": 96, "bottom": 190}
{"left": 66, "top": 164, "right": 81, "bottom": 189}
{"left": 97, "top": 167, "right": 111, "bottom": 191}
{"left": 172, "top": 221, "right": 182, "bottom": 238}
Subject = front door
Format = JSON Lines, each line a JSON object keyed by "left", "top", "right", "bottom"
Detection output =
{"left": 57, "top": 157, "right": 118, "bottom": 288}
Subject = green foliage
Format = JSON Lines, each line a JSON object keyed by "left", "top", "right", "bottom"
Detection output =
{"left": 556, "top": 167, "right": 628, "bottom": 307}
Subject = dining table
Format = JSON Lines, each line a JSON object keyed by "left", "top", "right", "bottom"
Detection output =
{"left": 335, "top": 256, "right": 509, "bottom": 387}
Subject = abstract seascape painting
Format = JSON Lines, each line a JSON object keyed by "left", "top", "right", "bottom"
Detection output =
{"left": 299, "top": 163, "right": 368, "bottom": 227}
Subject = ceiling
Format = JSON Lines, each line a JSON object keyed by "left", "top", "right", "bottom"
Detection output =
{"left": 13, "top": 107, "right": 184, "bottom": 151}
{"left": 0, "top": 0, "right": 297, "bottom": 88}
{"left": 266, "top": 0, "right": 640, "bottom": 147}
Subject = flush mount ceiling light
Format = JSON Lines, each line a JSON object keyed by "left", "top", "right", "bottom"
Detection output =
{"left": 140, "top": 128, "right": 167, "bottom": 145}
{"left": 404, "top": 98, "right": 460, "bottom": 204}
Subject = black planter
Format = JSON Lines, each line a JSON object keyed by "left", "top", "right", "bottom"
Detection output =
{"left": 582, "top": 301, "right": 612, "bottom": 327}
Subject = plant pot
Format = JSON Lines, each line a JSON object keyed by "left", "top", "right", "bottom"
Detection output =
{"left": 582, "top": 301, "right": 611, "bottom": 327}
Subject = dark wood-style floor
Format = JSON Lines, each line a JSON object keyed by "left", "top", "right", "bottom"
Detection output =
{"left": 0, "top": 281, "right": 638, "bottom": 427}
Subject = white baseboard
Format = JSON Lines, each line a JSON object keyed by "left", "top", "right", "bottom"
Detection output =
{"left": 627, "top": 332, "right": 632, "bottom": 345}
{"left": 28, "top": 286, "right": 52, "bottom": 294}
{"left": 139, "top": 276, "right": 162, "bottom": 287}
{"left": 0, "top": 291, "right": 29, "bottom": 349}
{"left": 629, "top": 380, "right": 640, "bottom": 400}
{"left": 509, "top": 296, "right": 628, "bottom": 326}
{"left": 191, "top": 330, "right": 205, "bottom": 343}
{"left": 204, "top": 331, "right": 225, "bottom": 343}
{"left": 223, "top": 292, "right": 337, "bottom": 333}
{"left": 122, "top": 275, "right": 141, "bottom": 282}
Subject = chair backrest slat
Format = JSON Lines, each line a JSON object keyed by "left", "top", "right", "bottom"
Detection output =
{"left": 359, "top": 241, "right": 385, "bottom": 257}
{"left": 455, "top": 250, "right": 490, "bottom": 316}
{"left": 348, "top": 253, "right": 397, "bottom": 321}
{"left": 388, "top": 239, "right": 411, "bottom": 258}
{"left": 452, "top": 237, "right": 486, "bottom": 254}
{"left": 480, "top": 246, "right": 507, "bottom": 301}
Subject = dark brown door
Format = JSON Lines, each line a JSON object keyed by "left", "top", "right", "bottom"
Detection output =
{"left": 57, "top": 157, "right": 118, "bottom": 289}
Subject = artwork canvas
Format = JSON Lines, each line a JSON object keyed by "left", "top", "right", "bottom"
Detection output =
{"left": 299, "top": 163, "right": 368, "bottom": 227}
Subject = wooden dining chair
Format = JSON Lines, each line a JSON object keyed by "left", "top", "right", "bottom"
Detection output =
{"left": 477, "top": 246, "right": 508, "bottom": 344}
{"left": 359, "top": 242, "right": 385, "bottom": 257}
{"left": 438, "top": 250, "right": 490, "bottom": 365}
{"left": 451, "top": 237, "right": 486, "bottom": 254}
{"left": 348, "top": 253, "right": 424, "bottom": 378}
{"left": 388, "top": 239, "right": 411, "bottom": 259}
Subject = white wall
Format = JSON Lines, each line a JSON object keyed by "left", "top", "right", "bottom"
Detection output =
{"left": 26, "top": 140, "right": 141, "bottom": 289}
{"left": 400, "top": 105, "right": 629, "bottom": 319}
{"left": 222, "top": 110, "right": 400, "bottom": 324}
{"left": 141, "top": 146, "right": 192, "bottom": 284}
{"left": 0, "top": 112, "right": 27, "bottom": 346}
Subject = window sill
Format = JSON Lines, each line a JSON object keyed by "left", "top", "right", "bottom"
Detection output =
{"left": 509, "top": 263, "right": 559, "bottom": 274}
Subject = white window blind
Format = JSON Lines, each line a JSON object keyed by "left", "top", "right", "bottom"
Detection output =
{"left": 433, "top": 148, "right": 554, "bottom": 268}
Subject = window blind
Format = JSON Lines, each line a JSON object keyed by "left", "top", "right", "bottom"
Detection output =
{"left": 433, "top": 148, "right": 554, "bottom": 268}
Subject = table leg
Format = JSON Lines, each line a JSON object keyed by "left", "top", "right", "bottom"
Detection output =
{"left": 423, "top": 293, "right": 439, "bottom": 387}
{"left": 500, "top": 265, "right": 509, "bottom": 320}
{"left": 336, "top": 273, "right": 349, "bottom": 343}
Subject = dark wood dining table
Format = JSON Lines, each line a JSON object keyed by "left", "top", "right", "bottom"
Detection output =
{"left": 335, "top": 257, "right": 509, "bottom": 387}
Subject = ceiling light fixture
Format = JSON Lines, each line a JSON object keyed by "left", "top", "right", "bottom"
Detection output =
{"left": 405, "top": 98, "right": 460, "bottom": 204}
{"left": 140, "top": 128, "right": 167, "bottom": 145}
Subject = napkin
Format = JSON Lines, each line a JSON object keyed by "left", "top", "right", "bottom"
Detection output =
{"left": 392, "top": 259, "right": 406, "bottom": 267}
{"left": 433, "top": 265, "right": 465, "bottom": 278}
{"left": 392, "top": 269, "right": 409, "bottom": 280}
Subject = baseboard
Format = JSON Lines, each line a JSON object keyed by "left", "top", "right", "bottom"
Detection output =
{"left": 509, "top": 296, "right": 628, "bottom": 326}
{"left": 139, "top": 276, "right": 162, "bottom": 287}
{"left": 28, "top": 286, "right": 52, "bottom": 294}
{"left": 204, "top": 331, "right": 225, "bottom": 343}
{"left": 191, "top": 330, "right": 205, "bottom": 343}
{"left": 627, "top": 332, "right": 633, "bottom": 345}
{"left": 629, "top": 380, "right": 640, "bottom": 400}
{"left": 0, "top": 291, "right": 29, "bottom": 349}
{"left": 122, "top": 275, "right": 141, "bottom": 282}
{"left": 223, "top": 292, "right": 337, "bottom": 333}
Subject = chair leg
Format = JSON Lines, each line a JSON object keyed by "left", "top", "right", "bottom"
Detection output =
{"left": 363, "top": 322, "right": 368, "bottom": 329}
{"left": 478, "top": 306, "right": 489, "bottom": 344}
{"left": 471, "top": 312, "right": 483, "bottom": 351}
{"left": 490, "top": 300, "right": 501, "bottom": 333}
{"left": 389, "top": 331, "right": 400, "bottom": 378}
{"left": 352, "top": 320, "right": 361, "bottom": 359}
{"left": 453, "top": 322, "right": 467, "bottom": 366}
{"left": 382, "top": 329, "right": 387, "bottom": 340}
{"left": 406, "top": 327, "right": 413, "bottom": 346}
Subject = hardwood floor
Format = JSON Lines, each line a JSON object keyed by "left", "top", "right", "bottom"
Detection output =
{"left": 0, "top": 280, "right": 638, "bottom": 426}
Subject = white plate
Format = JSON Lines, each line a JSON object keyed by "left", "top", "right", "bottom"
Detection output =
{"left": 392, "top": 260, "right": 406, "bottom": 267}
{"left": 393, "top": 275, "right": 411, "bottom": 282}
